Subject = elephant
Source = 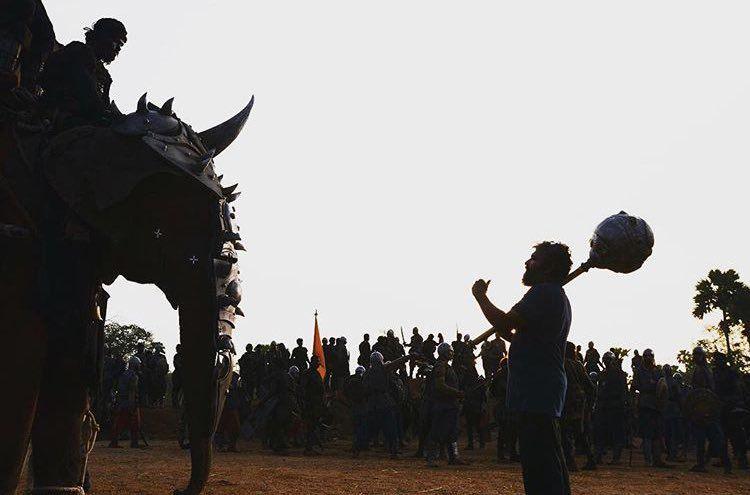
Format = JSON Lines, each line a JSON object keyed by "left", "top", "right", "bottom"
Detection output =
{"left": 0, "top": 92, "right": 253, "bottom": 495}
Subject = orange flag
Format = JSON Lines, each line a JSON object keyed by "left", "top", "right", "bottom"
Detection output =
{"left": 312, "top": 311, "right": 326, "bottom": 379}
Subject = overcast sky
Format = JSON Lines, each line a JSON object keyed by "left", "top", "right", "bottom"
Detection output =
{"left": 49, "top": 2, "right": 749, "bottom": 371}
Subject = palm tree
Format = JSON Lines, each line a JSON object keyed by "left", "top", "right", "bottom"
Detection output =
{"left": 692, "top": 269, "right": 748, "bottom": 360}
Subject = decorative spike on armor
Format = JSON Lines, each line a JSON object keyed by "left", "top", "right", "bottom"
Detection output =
{"left": 160, "top": 97, "right": 174, "bottom": 116}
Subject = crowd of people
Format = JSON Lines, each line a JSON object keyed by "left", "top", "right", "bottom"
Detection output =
{"left": 122, "top": 328, "right": 746, "bottom": 474}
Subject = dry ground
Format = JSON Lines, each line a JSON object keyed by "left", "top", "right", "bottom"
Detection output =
{"left": 82, "top": 440, "right": 750, "bottom": 495}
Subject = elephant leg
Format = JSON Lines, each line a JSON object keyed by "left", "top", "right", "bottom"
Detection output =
{"left": 31, "top": 354, "right": 88, "bottom": 489}
{"left": 0, "top": 304, "right": 46, "bottom": 495}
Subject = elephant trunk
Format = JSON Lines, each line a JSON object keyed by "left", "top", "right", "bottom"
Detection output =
{"left": 174, "top": 242, "right": 239, "bottom": 495}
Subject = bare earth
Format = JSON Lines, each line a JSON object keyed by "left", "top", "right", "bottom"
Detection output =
{"left": 83, "top": 440, "right": 750, "bottom": 495}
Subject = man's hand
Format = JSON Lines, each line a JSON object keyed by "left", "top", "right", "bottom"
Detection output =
{"left": 472, "top": 279, "right": 491, "bottom": 299}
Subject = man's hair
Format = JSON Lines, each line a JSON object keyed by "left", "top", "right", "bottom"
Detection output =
{"left": 86, "top": 18, "right": 127, "bottom": 44}
{"left": 534, "top": 241, "right": 573, "bottom": 283}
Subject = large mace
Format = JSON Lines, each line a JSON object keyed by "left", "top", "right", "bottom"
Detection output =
{"left": 471, "top": 211, "right": 654, "bottom": 346}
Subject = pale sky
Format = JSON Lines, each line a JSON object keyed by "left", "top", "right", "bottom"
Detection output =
{"left": 48, "top": 2, "right": 749, "bottom": 372}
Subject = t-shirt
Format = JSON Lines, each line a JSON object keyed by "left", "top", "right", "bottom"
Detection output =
{"left": 507, "top": 282, "right": 571, "bottom": 417}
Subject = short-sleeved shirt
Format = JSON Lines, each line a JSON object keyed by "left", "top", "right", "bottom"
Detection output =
{"left": 507, "top": 282, "right": 571, "bottom": 417}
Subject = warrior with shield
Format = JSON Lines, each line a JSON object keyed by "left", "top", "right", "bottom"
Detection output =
{"left": 686, "top": 346, "right": 731, "bottom": 473}
{"left": 594, "top": 351, "right": 629, "bottom": 465}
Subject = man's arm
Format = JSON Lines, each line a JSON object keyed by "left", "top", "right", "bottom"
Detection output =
{"left": 383, "top": 354, "right": 411, "bottom": 373}
{"left": 472, "top": 279, "right": 525, "bottom": 342}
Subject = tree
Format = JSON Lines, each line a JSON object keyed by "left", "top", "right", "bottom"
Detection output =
{"left": 609, "top": 347, "right": 630, "bottom": 363}
{"left": 677, "top": 335, "right": 750, "bottom": 374}
{"left": 104, "top": 321, "right": 154, "bottom": 359}
{"left": 693, "top": 269, "right": 748, "bottom": 360}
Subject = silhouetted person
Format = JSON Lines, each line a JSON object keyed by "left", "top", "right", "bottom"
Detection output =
{"left": 713, "top": 352, "right": 747, "bottom": 469}
{"left": 171, "top": 344, "right": 183, "bottom": 408}
{"left": 406, "top": 327, "right": 423, "bottom": 377}
{"left": 561, "top": 342, "right": 596, "bottom": 471}
{"left": 344, "top": 366, "right": 368, "bottom": 456}
{"left": 594, "top": 351, "right": 628, "bottom": 465}
{"left": 358, "top": 333, "right": 371, "bottom": 368}
{"left": 292, "top": 338, "right": 309, "bottom": 371}
{"left": 451, "top": 333, "right": 464, "bottom": 366}
{"left": 472, "top": 241, "right": 573, "bottom": 495}
{"left": 584, "top": 341, "right": 601, "bottom": 374}
{"left": 238, "top": 344, "right": 257, "bottom": 400}
{"left": 632, "top": 348, "right": 668, "bottom": 468}
{"left": 631, "top": 349, "right": 642, "bottom": 372}
{"left": 109, "top": 356, "right": 142, "bottom": 448}
{"left": 480, "top": 338, "right": 506, "bottom": 377}
{"left": 300, "top": 355, "right": 325, "bottom": 455}
{"left": 690, "top": 346, "right": 730, "bottom": 473}
{"left": 40, "top": 17, "right": 127, "bottom": 126}
{"left": 425, "top": 343, "right": 467, "bottom": 466}
{"left": 422, "top": 334, "right": 437, "bottom": 365}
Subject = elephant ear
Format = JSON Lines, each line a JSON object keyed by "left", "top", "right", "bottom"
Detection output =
{"left": 42, "top": 126, "right": 179, "bottom": 229}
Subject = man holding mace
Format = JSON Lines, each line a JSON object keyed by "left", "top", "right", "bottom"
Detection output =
{"left": 472, "top": 241, "right": 573, "bottom": 495}
{"left": 469, "top": 211, "right": 654, "bottom": 495}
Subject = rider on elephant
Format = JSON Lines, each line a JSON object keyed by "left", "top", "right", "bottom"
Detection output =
{"left": 39, "top": 17, "right": 126, "bottom": 127}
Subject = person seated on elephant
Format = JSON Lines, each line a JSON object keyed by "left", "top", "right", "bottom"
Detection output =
{"left": 38, "top": 17, "right": 126, "bottom": 127}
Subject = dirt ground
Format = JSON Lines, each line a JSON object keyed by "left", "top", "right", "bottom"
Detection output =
{"left": 82, "top": 440, "right": 750, "bottom": 495}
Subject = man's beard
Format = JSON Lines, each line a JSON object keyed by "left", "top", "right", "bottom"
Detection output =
{"left": 522, "top": 267, "right": 544, "bottom": 286}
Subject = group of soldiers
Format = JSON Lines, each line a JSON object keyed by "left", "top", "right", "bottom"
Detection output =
{"left": 216, "top": 330, "right": 750, "bottom": 473}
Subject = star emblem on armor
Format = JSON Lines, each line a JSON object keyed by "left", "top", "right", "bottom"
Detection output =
{"left": 188, "top": 255, "right": 199, "bottom": 265}
{"left": 154, "top": 228, "right": 163, "bottom": 239}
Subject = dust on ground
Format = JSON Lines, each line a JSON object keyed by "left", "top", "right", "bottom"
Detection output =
{"left": 85, "top": 440, "right": 750, "bottom": 495}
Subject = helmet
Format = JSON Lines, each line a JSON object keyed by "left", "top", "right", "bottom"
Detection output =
{"left": 643, "top": 348, "right": 654, "bottom": 358}
{"left": 589, "top": 371, "right": 598, "bottom": 382}
{"left": 693, "top": 346, "right": 706, "bottom": 356}
{"left": 603, "top": 351, "right": 615, "bottom": 364}
{"left": 463, "top": 334, "right": 470, "bottom": 342}
{"left": 128, "top": 356, "right": 141, "bottom": 370}
{"left": 355, "top": 366, "right": 365, "bottom": 375}
{"left": 339, "top": 336, "right": 347, "bottom": 344}
{"left": 387, "top": 329, "right": 394, "bottom": 337}
{"left": 437, "top": 342, "right": 452, "bottom": 358}
{"left": 370, "top": 351, "right": 384, "bottom": 366}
